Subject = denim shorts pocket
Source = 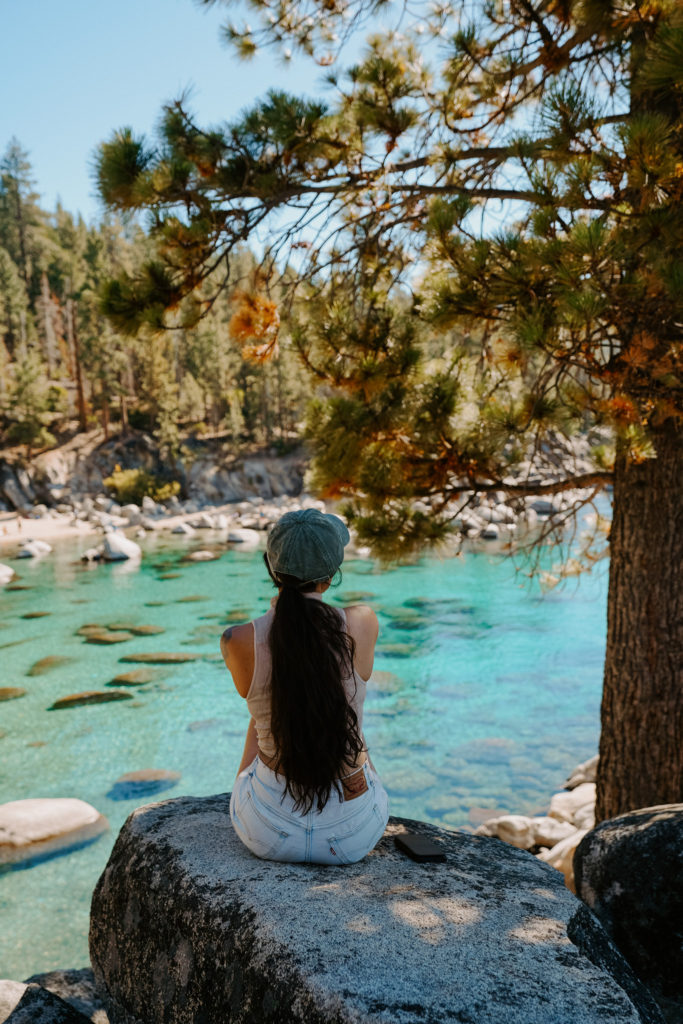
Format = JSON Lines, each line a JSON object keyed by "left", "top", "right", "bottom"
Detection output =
{"left": 327, "top": 803, "right": 387, "bottom": 865}
{"left": 232, "top": 790, "right": 290, "bottom": 861}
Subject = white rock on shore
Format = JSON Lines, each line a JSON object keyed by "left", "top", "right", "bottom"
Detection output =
{"left": 0, "top": 563, "right": 15, "bottom": 585}
{"left": 549, "top": 782, "right": 596, "bottom": 824}
{"left": 565, "top": 753, "right": 599, "bottom": 789}
{"left": 473, "top": 757, "right": 599, "bottom": 893}
{"left": 537, "top": 828, "right": 589, "bottom": 891}
{"left": 17, "top": 539, "right": 52, "bottom": 558}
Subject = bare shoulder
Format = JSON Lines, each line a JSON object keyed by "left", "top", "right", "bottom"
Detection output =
{"left": 343, "top": 604, "right": 379, "bottom": 637}
{"left": 220, "top": 621, "right": 255, "bottom": 699}
{"left": 220, "top": 621, "right": 254, "bottom": 653}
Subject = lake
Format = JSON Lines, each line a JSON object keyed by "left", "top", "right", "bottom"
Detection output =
{"left": 0, "top": 524, "right": 607, "bottom": 977}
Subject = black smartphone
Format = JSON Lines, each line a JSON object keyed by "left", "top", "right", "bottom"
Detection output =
{"left": 394, "top": 832, "right": 447, "bottom": 863}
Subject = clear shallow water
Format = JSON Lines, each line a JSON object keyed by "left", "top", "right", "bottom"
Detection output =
{"left": 0, "top": 526, "right": 607, "bottom": 977}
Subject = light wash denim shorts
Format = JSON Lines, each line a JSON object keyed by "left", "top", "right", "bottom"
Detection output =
{"left": 230, "top": 756, "right": 389, "bottom": 865}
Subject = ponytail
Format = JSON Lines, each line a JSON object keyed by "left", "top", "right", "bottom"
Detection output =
{"left": 264, "top": 555, "right": 364, "bottom": 813}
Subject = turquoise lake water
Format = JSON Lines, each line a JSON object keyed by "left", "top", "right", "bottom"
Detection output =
{"left": 0, "top": 523, "right": 608, "bottom": 978}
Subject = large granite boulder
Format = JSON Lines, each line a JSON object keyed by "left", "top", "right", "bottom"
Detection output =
{"left": 575, "top": 804, "right": 683, "bottom": 1010}
{"left": 0, "top": 980, "right": 93, "bottom": 1024}
{"left": 90, "top": 795, "right": 663, "bottom": 1024}
{"left": 24, "top": 969, "right": 109, "bottom": 1024}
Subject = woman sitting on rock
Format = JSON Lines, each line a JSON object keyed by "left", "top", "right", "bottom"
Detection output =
{"left": 221, "top": 508, "right": 388, "bottom": 864}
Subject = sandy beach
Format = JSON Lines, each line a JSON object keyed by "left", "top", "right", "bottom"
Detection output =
{"left": 0, "top": 503, "right": 266, "bottom": 555}
{"left": 0, "top": 511, "right": 100, "bottom": 551}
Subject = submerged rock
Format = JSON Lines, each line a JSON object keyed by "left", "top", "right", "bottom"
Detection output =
{"left": 0, "top": 797, "right": 108, "bottom": 867}
{"left": 108, "top": 670, "right": 159, "bottom": 687}
{"left": 0, "top": 686, "right": 26, "bottom": 702}
{"left": 106, "top": 769, "right": 181, "bottom": 801}
{"left": 187, "top": 549, "right": 220, "bottom": 561}
{"left": 27, "top": 655, "right": 72, "bottom": 676}
{"left": 85, "top": 632, "right": 134, "bottom": 645}
{"left": 119, "top": 652, "right": 201, "bottom": 664}
{"left": 90, "top": 795, "right": 662, "bottom": 1024}
{"left": 48, "top": 691, "right": 133, "bottom": 710}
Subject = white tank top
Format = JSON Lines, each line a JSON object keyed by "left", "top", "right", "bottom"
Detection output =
{"left": 245, "top": 597, "right": 367, "bottom": 763}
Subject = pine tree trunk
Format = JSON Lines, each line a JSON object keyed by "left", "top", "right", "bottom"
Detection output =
{"left": 596, "top": 419, "right": 683, "bottom": 822}
{"left": 67, "top": 296, "right": 87, "bottom": 432}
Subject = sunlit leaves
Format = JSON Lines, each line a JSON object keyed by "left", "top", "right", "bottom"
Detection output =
{"left": 228, "top": 289, "right": 280, "bottom": 361}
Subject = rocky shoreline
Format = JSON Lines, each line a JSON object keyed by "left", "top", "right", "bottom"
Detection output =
{"left": 475, "top": 754, "right": 599, "bottom": 892}
{"left": 0, "top": 426, "right": 611, "bottom": 576}
{"left": 2, "top": 759, "right": 681, "bottom": 1024}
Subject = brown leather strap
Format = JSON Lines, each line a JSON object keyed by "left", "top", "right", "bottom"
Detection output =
{"left": 256, "top": 748, "right": 369, "bottom": 802}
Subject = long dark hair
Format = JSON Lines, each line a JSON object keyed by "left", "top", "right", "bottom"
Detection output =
{"left": 264, "top": 554, "right": 364, "bottom": 813}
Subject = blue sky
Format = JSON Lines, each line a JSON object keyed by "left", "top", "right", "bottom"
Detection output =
{"left": 1, "top": 0, "right": 332, "bottom": 222}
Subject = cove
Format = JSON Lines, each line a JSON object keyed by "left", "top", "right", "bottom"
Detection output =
{"left": 0, "top": 527, "right": 607, "bottom": 977}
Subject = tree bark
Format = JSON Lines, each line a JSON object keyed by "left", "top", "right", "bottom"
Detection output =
{"left": 596, "top": 419, "right": 683, "bottom": 822}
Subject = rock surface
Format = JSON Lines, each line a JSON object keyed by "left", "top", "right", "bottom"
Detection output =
{"left": 90, "top": 794, "right": 662, "bottom": 1024}
{"left": 575, "top": 804, "right": 683, "bottom": 1008}
{"left": 0, "top": 980, "right": 93, "bottom": 1024}
{"left": 48, "top": 691, "right": 133, "bottom": 710}
{"left": 24, "top": 968, "right": 109, "bottom": 1024}
{"left": 0, "top": 798, "right": 108, "bottom": 867}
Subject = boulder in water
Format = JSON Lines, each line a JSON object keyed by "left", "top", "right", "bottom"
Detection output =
{"left": 17, "top": 539, "right": 52, "bottom": 558}
{"left": 89, "top": 796, "right": 663, "bottom": 1024}
{"left": 101, "top": 531, "right": 141, "bottom": 562}
{"left": 0, "top": 797, "right": 108, "bottom": 867}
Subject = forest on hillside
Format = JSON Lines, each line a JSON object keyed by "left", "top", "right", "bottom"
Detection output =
{"left": 0, "top": 138, "right": 312, "bottom": 458}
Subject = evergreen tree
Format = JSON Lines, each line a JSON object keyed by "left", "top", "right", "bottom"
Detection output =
{"left": 0, "top": 139, "right": 47, "bottom": 300}
{"left": 0, "top": 245, "right": 30, "bottom": 356}
{"left": 5, "top": 346, "right": 55, "bottom": 455}
{"left": 95, "top": 0, "right": 683, "bottom": 821}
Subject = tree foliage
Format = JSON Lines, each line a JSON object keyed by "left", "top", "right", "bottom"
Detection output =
{"left": 96, "top": 0, "right": 682, "bottom": 553}
{"left": 95, "top": 0, "right": 683, "bottom": 820}
{"left": 0, "top": 142, "right": 309, "bottom": 455}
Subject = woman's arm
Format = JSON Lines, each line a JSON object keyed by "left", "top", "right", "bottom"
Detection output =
{"left": 220, "top": 623, "right": 255, "bottom": 697}
{"left": 237, "top": 717, "right": 259, "bottom": 775}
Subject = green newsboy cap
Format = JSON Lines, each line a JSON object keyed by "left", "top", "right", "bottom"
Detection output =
{"left": 266, "top": 508, "right": 350, "bottom": 582}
